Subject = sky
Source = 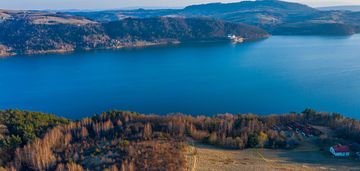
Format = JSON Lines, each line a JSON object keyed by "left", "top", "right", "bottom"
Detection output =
{"left": 0, "top": 0, "right": 359, "bottom": 10}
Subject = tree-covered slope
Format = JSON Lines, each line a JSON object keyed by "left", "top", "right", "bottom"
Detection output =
{"left": 103, "top": 17, "right": 268, "bottom": 42}
{"left": 0, "top": 11, "right": 268, "bottom": 57}
{"left": 1, "top": 109, "right": 360, "bottom": 170}
{"left": 69, "top": 0, "right": 360, "bottom": 36}
{"left": 0, "top": 110, "right": 69, "bottom": 166}
{"left": 175, "top": 0, "right": 360, "bottom": 35}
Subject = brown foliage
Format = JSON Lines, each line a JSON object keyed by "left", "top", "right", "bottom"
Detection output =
{"left": 5, "top": 109, "right": 360, "bottom": 170}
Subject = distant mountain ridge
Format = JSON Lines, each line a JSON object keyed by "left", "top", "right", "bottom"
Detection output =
{"left": 68, "top": 0, "right": 360, "bottom": 36}
{"left": 319, "top": 5, "right": 360, "bottom": 12}
{"left": 183, "top": 0, "right": 316, "bottom": 14}
{"left": 2, "top": 0, "right": 360, "bottom": 57}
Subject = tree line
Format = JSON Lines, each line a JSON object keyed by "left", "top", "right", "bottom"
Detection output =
{"left": 1, "top": 109, "right": 360, "bottom": 170}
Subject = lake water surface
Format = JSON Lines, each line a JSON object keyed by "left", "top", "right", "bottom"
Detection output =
{"left": 1, "top": 35, "right": 360, "bottom": 119}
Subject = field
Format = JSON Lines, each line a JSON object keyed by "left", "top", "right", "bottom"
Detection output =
{"left": 190, "top": 127, "right": 360, "bottom": 171}
{"left": 192, "top": 144, "right": 360, "bottom": 171}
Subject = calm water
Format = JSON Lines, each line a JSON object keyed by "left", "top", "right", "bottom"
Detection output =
{"left": 1, "top": 35, "right": 360, "bottom": 119}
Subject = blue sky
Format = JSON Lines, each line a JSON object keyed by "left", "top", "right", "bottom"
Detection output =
{"left": 0, "top": 0, "right": 359, "bottom": 10}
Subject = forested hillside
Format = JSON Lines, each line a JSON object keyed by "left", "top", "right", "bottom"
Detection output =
{"left": 2, "top": 0, "right": 360, "bottom": 57}
{"left": 70, "top": 0, "right": 360, "bottom": 36}
{"left": 1, "top": 109, "right": 360, "bottom": 170}
{"left": 0, "top": 11, "right": 268, "bottom": 57}
{"left": 0, "top": 110, "right": 69, "bottom": 166}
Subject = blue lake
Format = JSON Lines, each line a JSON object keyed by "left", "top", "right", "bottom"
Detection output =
{"left": 1, "top": 35, "right": 360, "bottom": 119}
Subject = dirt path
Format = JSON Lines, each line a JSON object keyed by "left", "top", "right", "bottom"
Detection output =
{"left": 190, "top": 146, "right": 197, "bottom": 171}
{"left": 186, "top": 140, "right": 197, "bottom": 171}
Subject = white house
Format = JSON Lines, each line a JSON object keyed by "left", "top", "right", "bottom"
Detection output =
{"left": 330, "top": 144, "right": 350, "bottom": 157}
{"left": 227, "top": 34, "right": 244, "bottom": 43}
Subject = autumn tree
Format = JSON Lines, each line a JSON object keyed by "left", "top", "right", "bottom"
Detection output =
{"left": 258, "top": 131, "right": 268, "bottom": 148}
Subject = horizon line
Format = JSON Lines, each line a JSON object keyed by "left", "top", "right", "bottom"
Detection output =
{"left": 2, "top": 2, "right": 360, "bottom": 11}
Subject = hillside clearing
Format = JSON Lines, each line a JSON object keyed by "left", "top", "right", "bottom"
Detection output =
{"left": 194, "top": 144, "right": 360, "bottom": 171}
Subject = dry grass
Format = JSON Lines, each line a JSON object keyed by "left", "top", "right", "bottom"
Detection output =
{"left": 31, "top": 16, "right": 96, "bottom": 25}
{"left": 0, "top": 10, "right": 95, "bottom": 25}
{"left": 193, "top": 126, "right": 360, "bottom": 171}
{"left": 0, "top": 12, "right": 11, "bottom": 20}
{"left": 194, "top": 145, "right": 314, "bottom": 171}
{"left": 130, "top": 140, "right": 188, "bottom": 171}
{"left": 194, "top": 144, "right": 360, "bottom": 171}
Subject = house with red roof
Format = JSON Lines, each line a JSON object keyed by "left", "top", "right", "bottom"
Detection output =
{"left": 330, "top": 144, "right": 350, "bottom": 157}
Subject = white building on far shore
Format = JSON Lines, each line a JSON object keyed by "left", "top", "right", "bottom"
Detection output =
{"left": 227, "top": 34, "right": 244, "bottom": 43}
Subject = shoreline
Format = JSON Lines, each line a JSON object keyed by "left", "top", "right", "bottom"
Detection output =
{"left": 0, "top": 108, "right": 359, "bottom": 124}
{"left": 0, "top": 33, "right": 273, "bottom": 58}
{"left": 0, "top": 40, "right": 181, "bottom": 58}
{"left": 5, "top": 33, "right": 360, "bottom": 59}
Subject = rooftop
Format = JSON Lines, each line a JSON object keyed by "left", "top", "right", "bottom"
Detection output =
{"left": 332, "top": 144, "right": 350, "bottom": 153}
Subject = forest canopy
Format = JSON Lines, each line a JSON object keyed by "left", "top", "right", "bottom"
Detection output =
{"left": 0, "top": 109, "right": 359, "bottom": 170}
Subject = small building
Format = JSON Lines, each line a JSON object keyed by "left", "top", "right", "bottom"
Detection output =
{"left": 330, "top": 144, "right": 350, "bottom": 157}
{"left": 227, "top": 34, "right": 244, "bottom": 43}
